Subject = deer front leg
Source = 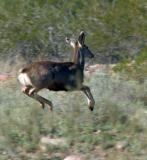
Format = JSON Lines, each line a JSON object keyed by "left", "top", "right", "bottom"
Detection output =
{"left": 81, "top": 85, "right": 95, "bottom": 111}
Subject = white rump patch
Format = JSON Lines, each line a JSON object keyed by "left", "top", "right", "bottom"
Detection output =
{"left": 18, "top": 73, "right": 32, "bottom": 86}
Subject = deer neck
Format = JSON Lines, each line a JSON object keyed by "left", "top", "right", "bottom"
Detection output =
{"left": 76, "top": 48, "right": 85, "bottom": 71}
{"left": 72, "top": 46, "right": 78, "bottom": 64}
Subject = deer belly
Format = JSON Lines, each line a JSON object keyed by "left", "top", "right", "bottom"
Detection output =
{"left": 18, "top": 73, "right": 33, "bottom": 86}
{"left": 47, "top": 83, "right": 68, "bottom": 91}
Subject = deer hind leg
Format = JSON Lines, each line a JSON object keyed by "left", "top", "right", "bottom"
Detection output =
{"left": 31, "top": 93, "right": 53, "bottom": 111}
{"left": 21, "top": 87, "right": 53, "bottom": 111}
{"left": 81, "top": 85, "right": 95, "bottom": 111}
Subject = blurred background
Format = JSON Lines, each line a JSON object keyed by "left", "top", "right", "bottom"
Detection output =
{"left": 0, "top": 0, "right": 147, "bottom": 159}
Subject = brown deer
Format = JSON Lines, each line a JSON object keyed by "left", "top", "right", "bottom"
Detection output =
{"left": 18, "top": 31, "right": 95, "bottom": 111}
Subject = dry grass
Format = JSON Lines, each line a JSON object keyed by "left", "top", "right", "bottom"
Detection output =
{"left": 0, "top": 68, "right": 147, "bottom": 159}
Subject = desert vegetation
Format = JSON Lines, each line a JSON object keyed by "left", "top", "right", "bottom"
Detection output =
{"left": 0, "top": 0, "right": 147, "bottom": 159}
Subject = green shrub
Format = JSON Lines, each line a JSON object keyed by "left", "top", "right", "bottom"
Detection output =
{"left": 0, "top": 69, "right": 147, "bottom": 158}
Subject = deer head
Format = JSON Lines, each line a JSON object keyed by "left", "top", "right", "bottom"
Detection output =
{"left": 66, "top": 31, "right": 94, "bottom": 63}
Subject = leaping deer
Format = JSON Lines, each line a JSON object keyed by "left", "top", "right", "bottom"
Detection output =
{"left": 18, "top": 31, "right": 95, "bottom": 111}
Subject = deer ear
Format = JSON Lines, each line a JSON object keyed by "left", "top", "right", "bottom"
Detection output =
{"left": 78, "top": 31, "right": 85, "bottom": 46}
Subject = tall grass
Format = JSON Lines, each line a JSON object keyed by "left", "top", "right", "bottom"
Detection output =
{"left": 0, "top": 71, "right": 147, "bottom": 159}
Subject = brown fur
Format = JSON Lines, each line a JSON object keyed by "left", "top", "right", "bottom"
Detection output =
{"left": 18, "top": 31, "right": 95, "bottom": 111}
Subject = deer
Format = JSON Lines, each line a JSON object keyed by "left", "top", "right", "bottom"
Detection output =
{"left": 18, "top": 31, "right": 95, "bottom": 111}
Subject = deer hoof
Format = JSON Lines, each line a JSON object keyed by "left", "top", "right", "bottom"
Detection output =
{"left": 41, "top": 103, "right": 45, "bottom": 109}
{"left": 47, "top": 102, "right": 53, "bottom": 112}
{"left": 88, "top": 101, "right": 95, "bottom": 111}
{"left": 89, "top": 106, "right": 94, "bottom": 111}
{"left": 50, "top": 107, "right": 53, "bottom": 112}
{"left": 48, "top": 105, "right": 53, "bottom": 112}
